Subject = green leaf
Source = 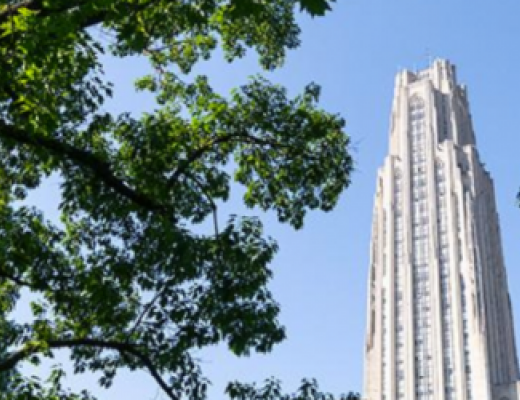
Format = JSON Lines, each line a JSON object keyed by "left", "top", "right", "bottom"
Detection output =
{"left": 298, "top": 0, "right": 335, "bottom": 16}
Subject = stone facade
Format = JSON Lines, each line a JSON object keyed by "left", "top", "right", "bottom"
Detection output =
{"left": 363, "top": 60, "right": 520, "bottom": 400}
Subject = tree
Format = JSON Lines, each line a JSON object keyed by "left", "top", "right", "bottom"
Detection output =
{"left": 0, "top": 0, "right": 354, "bottom": 399}
{"left": 0, "top": 317, "right": 14, "bottom": 392}
{"left": 227, "top": 379, "right": 360, "bottom": 400}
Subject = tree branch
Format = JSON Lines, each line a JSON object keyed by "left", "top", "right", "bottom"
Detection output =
{"left": 168, "top": 135, "right": 236, "bottom": 186}
{"left": 0, "top": 338, "right": 179, "bottom": 400}
{"left": 0, "top": 120, "right": 167, "bottom": 214}
{"left": 168, "top": 133, "right": 291, "bottom": 187}
{"left": 0, "top": 270, "right": 31, "bottom": 287}
{"left": 0, "top": 0, "right": 157, "bottom": 32}
{"left": 126, "top": 276, "right": 178, "bottom": 342}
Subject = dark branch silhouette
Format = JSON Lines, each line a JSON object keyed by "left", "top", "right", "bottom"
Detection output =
{"left": 0, "top": 120, "right": 167, "bottom": 213}
{"left": 0, "top": 338, "right": 179, "bottom": 400}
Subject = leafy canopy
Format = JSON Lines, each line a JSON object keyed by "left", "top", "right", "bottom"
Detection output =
{"left": 0, "top": 0, "right": 354, "bottom": 399}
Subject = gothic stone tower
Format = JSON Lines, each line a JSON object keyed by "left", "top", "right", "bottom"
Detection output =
{"left": 363, "top": 59, "right": 520, "bottom": 400}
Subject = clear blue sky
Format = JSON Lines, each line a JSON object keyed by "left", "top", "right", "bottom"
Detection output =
{"left": 25, "top": 0, "right": 520, "bottom": 398}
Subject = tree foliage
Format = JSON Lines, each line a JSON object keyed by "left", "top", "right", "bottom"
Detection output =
{"left": 0, "top": 0, "right": 353, "bottom": 398}
{"left": 227, "top": 379, "right": 360, "bottom": 400}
